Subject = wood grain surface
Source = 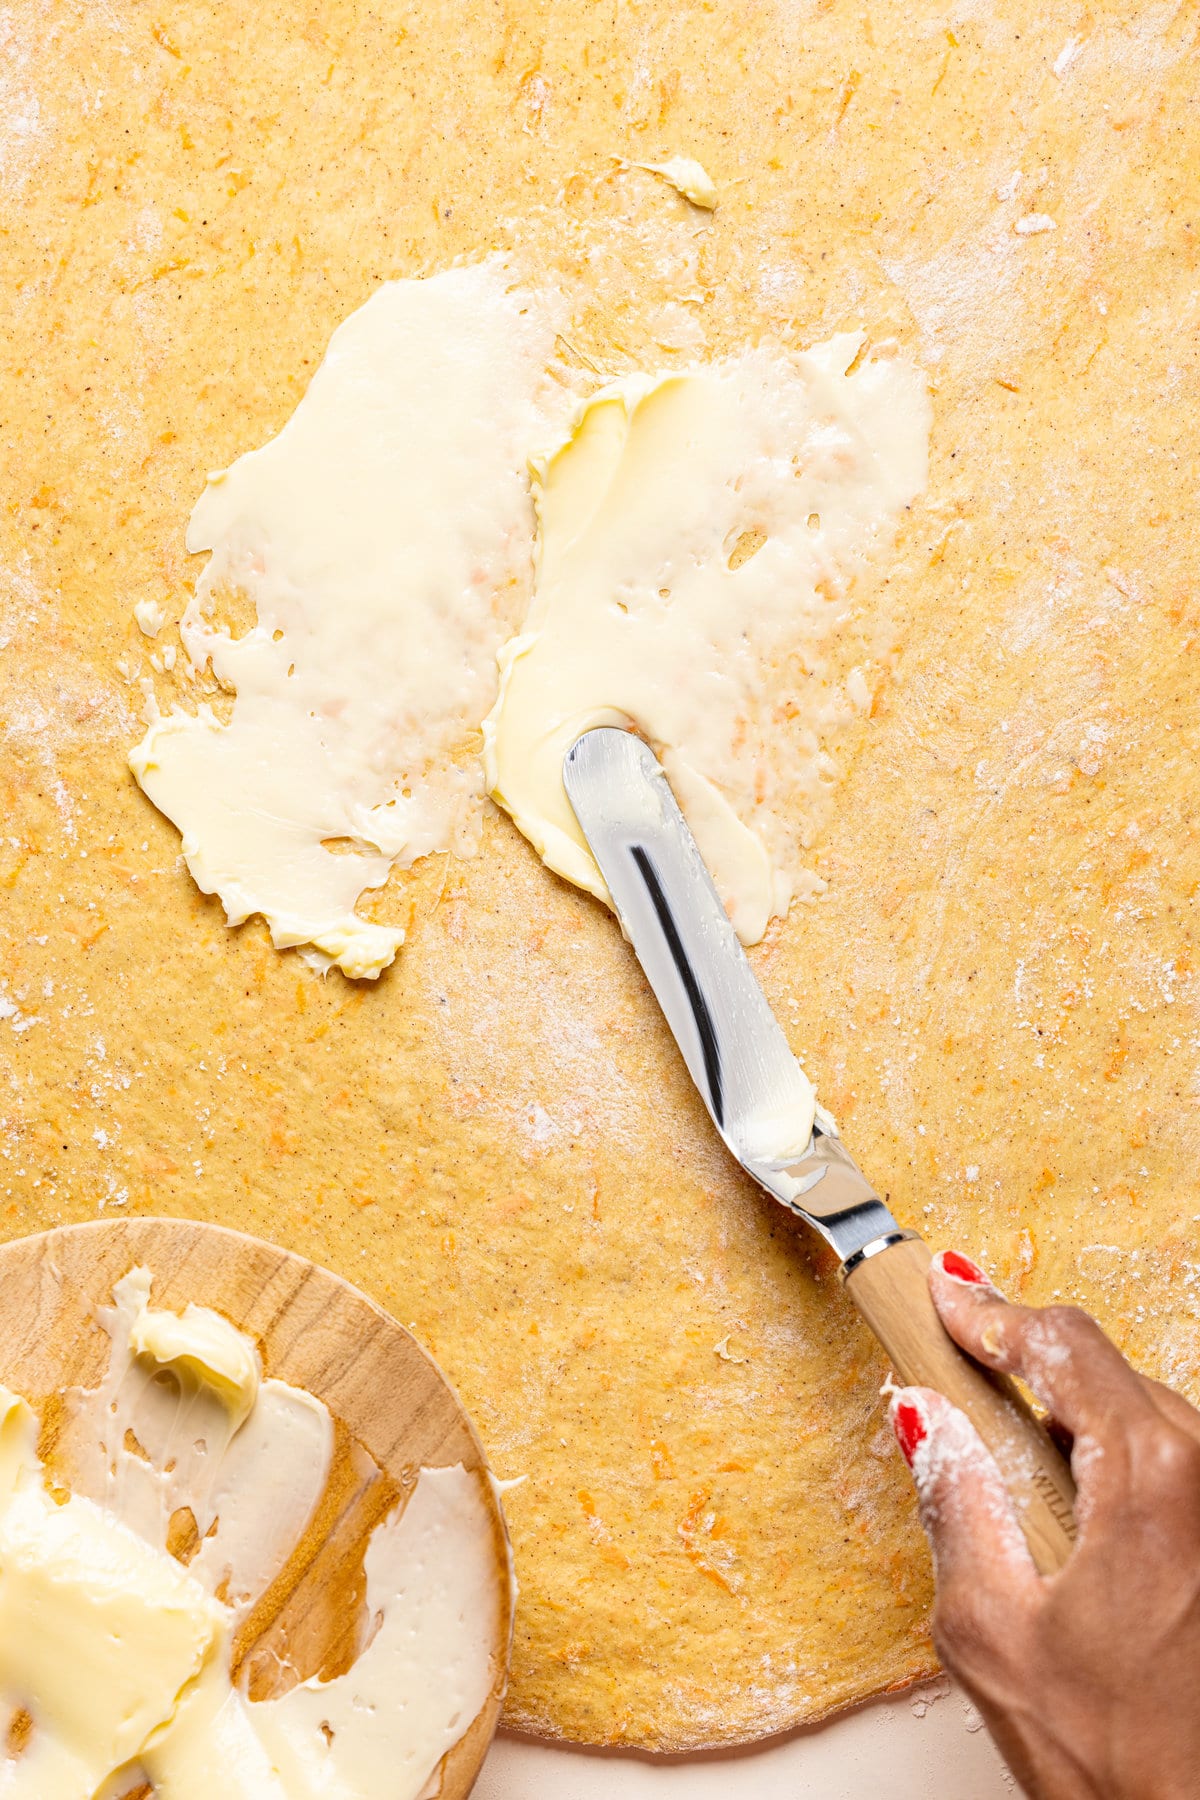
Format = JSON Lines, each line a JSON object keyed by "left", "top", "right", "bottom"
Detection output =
{"left": 0, "top": 1217, "right": 512, "bottom": 1799}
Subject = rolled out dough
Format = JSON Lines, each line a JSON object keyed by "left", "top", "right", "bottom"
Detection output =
{"left": 1, "top": 0, "right": 1198, "bottom": 1755}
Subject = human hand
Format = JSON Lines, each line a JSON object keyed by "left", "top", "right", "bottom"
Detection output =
{"left": 889, "top": 1249, "right": 1200, "bottom": 1800}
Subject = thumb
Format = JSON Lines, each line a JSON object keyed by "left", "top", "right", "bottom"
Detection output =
{"left": 890, "top": 1387, "right": 1040, "bottom": 1613}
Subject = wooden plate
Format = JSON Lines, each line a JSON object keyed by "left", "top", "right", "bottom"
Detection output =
{"left": 0, "top": 1217, "right": 512, "bottom": 1798}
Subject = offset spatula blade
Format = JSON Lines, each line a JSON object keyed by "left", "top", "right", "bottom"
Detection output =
{"left": 562, "top": 727, "right": 903, "bottom": 1270}
{"left": 563, "top": 729, "right": 803, "bottom": 1149}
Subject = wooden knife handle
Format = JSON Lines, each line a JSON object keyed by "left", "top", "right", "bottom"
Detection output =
{"left": 844, "top": 1235, "right": 1077, "bottom": 1575}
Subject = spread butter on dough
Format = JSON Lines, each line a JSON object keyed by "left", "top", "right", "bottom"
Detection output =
{"left": 129, "top": 259, "right": 563, "bottom": 980}
{"left": 484, "top": 338, "right": 931, "bottom": 943}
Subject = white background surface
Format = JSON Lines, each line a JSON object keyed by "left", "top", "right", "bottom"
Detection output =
{"left": 476, "top": 1677, "right": 1014, "bottom": 1799}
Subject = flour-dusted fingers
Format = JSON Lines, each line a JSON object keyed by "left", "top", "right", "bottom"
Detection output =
{"left": 932, "top": 1253, "right": 1200, "bottom": 1452}
{"left": 927, "top": 1250, "right": 1157, "bottom": 1446}
{"left": 889, "top": 1385, "right": 1038, "bottom": 1590}
{"left": 894, "top": 1263, "right": 1200, "bottom": 1800}
{"left": 889, "top": 1387, "right": 1039, "bottom": 1680}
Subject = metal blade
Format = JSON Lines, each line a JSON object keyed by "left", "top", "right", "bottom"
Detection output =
{"left": 563, "top": 728, "right": 904, "bottom": 1269}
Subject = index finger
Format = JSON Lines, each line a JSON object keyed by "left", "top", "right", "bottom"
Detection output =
{"left": 928, "top": 1250, "right": 1155, "bottom": 1444}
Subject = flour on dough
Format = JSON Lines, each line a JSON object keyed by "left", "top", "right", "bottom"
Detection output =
{"left": 485, "top": 339, "right": 930, "bottom": 942}
{"left": 130, "top": 259, "right": 563, "bottom": 979}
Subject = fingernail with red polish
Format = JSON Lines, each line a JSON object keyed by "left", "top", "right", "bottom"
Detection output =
{"left": 938, "top": 1249, "right": 989, "bottom": 1286}
{"left": 892, "top": 1397, "right": 927, "bottom": 1466}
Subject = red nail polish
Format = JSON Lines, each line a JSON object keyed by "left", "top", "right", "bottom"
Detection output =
{"left": 940, "top": 1249, "right": 989, "bottom": 1286}
{"left": 893, "top": 1399, "right": 927, "bottom": 1465}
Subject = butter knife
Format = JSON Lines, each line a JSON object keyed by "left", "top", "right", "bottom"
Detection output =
{"left": 563, "top": 726, "right": 1076, "bottom": 1575}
